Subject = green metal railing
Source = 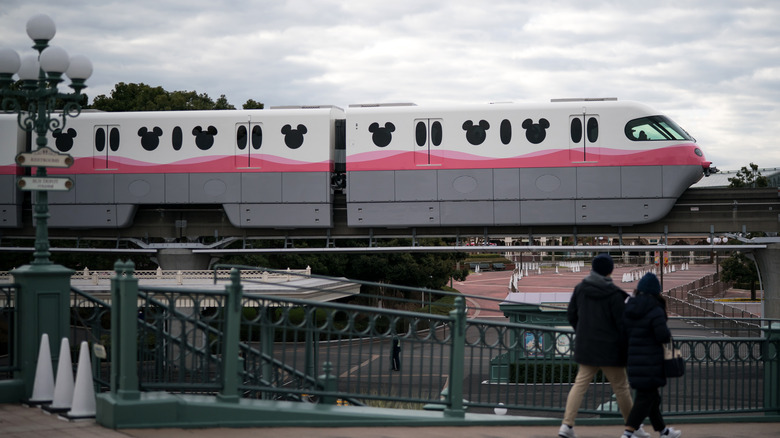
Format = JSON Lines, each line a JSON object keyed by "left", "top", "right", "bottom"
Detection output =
{"left": 93, "top": 262, "right": 780, "bottom": 420}
{"left": 2, "top": 262, "right": 779, "bottom": 426}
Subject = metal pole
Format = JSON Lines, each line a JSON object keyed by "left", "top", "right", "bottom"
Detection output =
{"left": 218, "top": 269, "right": 242, "bottom": 402}
{"left": 444, "top": 296, "right": 466, "bottom": 418}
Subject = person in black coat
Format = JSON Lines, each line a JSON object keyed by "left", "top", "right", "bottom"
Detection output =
{"left": 621, "top": 273, "right": 682, "bottom": 438}
{"left": 391, "top": 337, "right": 401, "bottom": 371}
{"left": 559, "top": 254, "right": 652, "bottom": 438}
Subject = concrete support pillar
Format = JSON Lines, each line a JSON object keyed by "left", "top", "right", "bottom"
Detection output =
{"left": 751, "top": 243, "right": 780, "bottom": 320}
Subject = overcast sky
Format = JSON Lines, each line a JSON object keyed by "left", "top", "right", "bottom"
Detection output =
{"left": 1, "top": 0, "right": 778, "bottom": 171}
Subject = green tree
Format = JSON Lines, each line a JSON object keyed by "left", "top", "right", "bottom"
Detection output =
{"left": 728, "top": 163, "right": 769, "bottom": 188}
{"left": 91, "top": 82, "right": 240, "bottom": 111}
{"left": 719, "top": 251, "right": 760, "bottom": 300}
{"left": 243, "top": 99, "right": 265, "bottom": 109}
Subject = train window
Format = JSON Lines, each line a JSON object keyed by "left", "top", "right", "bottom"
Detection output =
{"left": 587, "top": 117, "right": 598, "bottom": 143}
{"left": 251, "top": 125, "right": 262, "bottom": 149}
{"left": 236, "top": 125, "right": 247, "bottom": 150}
{"left": 570, "top": 118, "right": 582, "bottom": 143}
{"left": 95, "top": 127, "right": 105, "bottom": 152}
{"left": 109, "top": 127, "right": 120, "bottom": 151}
{"left": 415, "top": 121, "right": 427, "bottom": 147}
{"left": 172, "top": 126, "right": 183, "bottom": 150}
{"left": 431, "top": 121, "right": 442, "bottom": 146}
{"left": 500, "top": 119, "right": 512, "bottom": 145}
{"left": 625, "top": 116, "right": 693, "bottom": 141}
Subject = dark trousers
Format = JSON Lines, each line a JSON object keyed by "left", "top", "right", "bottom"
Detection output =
{"left": 626, "top": 388, "right": 666, "bottom": 432}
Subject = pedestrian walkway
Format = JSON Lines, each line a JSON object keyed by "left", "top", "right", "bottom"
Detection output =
{"left": 1, "top": 403, "right": 778, "bottom": 438}
{"left": 456, "top": 262, "right": 723, "bottom": 318}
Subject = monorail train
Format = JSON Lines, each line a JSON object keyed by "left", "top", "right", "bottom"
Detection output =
{"left": 0, "top": 98, "right": 712, "bottom": 229}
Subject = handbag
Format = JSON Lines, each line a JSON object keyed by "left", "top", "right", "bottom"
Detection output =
{"left": 663, "top": 339, "right": 685, "bottom": 378}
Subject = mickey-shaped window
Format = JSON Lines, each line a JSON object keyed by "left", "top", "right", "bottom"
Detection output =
{"left": 53, "top": 128, "right": 77, "bottom": 152}
{"left": 192, "top": 126, "right": 218, "bottom": 150}
{"left": 369, "top": 122, "right": 395, "bottom": 147}
{"left": 138, "top": 127, "right": 163, "bottom": 151}
{"left": 281, "top": 124, "right": 307, "bottom": 149}
{"left": 462, "top": 120, "right": 490, "bottom": 145}
{"left": 523, "top": 118, "right": 550, "bottom": 144}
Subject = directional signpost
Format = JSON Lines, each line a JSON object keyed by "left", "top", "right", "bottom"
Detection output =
{"left": 16, "top": 147, "right": 74, "bottom": 192}
{"left": 16, "top": 146, "right": 74, "bottom": 168}
{"left": 17, "top": 176, "right": 73, "bottom": 191}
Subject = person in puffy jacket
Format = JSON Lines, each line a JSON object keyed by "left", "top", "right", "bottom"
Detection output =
{"left": 559, "top": 254, "right": 651, "bottom": 438}
{"left": 621, "top": 273, "right": 682, "bottom": 438}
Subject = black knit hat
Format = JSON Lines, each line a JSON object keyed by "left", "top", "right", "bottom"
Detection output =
{"left": 591, "top": 253, "right": 614, "bottom": 276}
{"left": 637, "top": 272, "right": 662, "bottom": 295}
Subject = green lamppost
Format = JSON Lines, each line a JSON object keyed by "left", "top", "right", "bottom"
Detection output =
{"left": 0, "top": 14, "right": 92, "bottom": 402}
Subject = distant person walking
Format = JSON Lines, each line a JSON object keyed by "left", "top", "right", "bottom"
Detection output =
{"left": 391, "top": 337, "right": 401, "bottom": 371}
{"left": 621, "top": 273, "right": 682, "bottom": 438}
{"left": 559, "top": 254, "right": 649, "bottom": 438}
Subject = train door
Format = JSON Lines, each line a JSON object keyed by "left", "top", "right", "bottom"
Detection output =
{"left": 235, "top": 120, "right": 263, "bottom": 168}
{"left": 568, "top": 113, "right": 600, "bottom": 163}
{"left": 413, "top": 118, "right": 443, "bottom": 166}
{"left": 93, "top": 124, "right": 120, "bottom": 170}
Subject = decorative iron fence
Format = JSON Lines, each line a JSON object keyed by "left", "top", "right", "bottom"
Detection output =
{"left": 70, "top": 287, "right": 114, "bottom": 391}
{"left": 98, "top": 264, "right": 780, "bottom": 418}
{"left": 2, "top": 264, "right": 779, "bottom": 421}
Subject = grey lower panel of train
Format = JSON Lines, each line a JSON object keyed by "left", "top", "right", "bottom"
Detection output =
{"left": 345, "top": 165, "right": 699, "bottom": 227}
{"left": 0, "top": 175, "right": 22, "bottom": 227}
{"left": 12, "top": 165, "right": 701, "bottom": 229}
{"left": 42, "top": 172, "right": 332, "bottom": 228}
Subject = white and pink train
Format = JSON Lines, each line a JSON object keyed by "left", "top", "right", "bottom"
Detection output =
{"left": 0, "top": 98, "right": 713, "bottom": 229}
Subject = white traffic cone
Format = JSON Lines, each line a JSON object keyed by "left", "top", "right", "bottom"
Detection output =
{"left": 45, "top": 338, "right": 74, "bottom": 413}
{"left": 27, "top": 333, "right": 54, "bottom": 405}
{"left": 62, "top": 341, "right": 95, "bottom": 419}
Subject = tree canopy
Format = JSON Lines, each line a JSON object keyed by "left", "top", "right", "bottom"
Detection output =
{"left": 218, "top": 239, "right": 468, "bottom": 293}
{"left": 728, "top": 163, "right": 769, "bottom": 188}
{"left": 90, "top": 82, "right": 263, "bottom": 111}
{"left": 719, "top": 251, "right": 760, "bottom": 300}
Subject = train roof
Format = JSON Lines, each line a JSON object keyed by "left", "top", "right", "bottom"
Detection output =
{"left": 344, "top": 98, "right": 662, "bottom": 116}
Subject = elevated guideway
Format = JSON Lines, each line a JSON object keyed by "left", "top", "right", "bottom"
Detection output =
{"left": 0, "top": 187, "right": 777, "bottom": 251}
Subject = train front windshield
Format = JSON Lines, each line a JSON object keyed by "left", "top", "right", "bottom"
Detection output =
{"left": 624, "top": 116, "right": 694, "bottom": 142}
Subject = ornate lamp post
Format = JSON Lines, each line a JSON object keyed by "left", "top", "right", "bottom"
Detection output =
{"left": 0, "top": 14, "right": 92, "bottom": 402}
{"left": 0, "top": 13, "right": 92, "bottom": 265}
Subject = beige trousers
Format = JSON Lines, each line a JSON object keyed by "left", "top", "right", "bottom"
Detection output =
{"left": 562, "top": 364, "right": 633, "bottom": 426}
